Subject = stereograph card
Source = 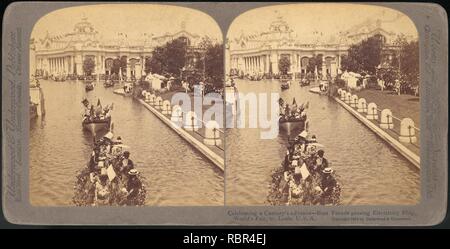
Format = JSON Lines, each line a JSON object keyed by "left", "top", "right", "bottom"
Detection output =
{"left": 2, "top": 2, "right": 447, "bottom": 226}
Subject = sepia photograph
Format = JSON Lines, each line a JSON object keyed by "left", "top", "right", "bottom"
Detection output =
{"left": 2, "top": 1, "right": 447, "bottom": 225}
{"left": 225, "top": 3, "right": 421, "bottom": 206}
{"left": 29, "top": 4, "right": 225, "bottom": 206}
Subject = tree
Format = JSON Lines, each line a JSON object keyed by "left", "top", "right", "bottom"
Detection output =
{"left": 306, "top": 54, "right": 323, "bottom": 74}
{"left": 120, "top": 56, "right": 127, "bottom": 76}
{"left": 165, "top": 37, "right": 187, "bottom": 75}
{"left": 145, "top": 37, "right": 187, "bottom": 75}
{"left": 278, "top": 56, "right": 291, "bottom": 75}
{"left": 83, "top": 57, "right": 95, "bottom": 76}
{"left": 146, "top": 46, "right": 166, "bottom": 74}
{"left": 399, "top": 40, "right": 419, "bottom": 87}
{"left": 341, "top": 35, "right": 383, "bottom": 74}
{"left": 204, "top": 43, "right": 224, "bottom": 88}
{"left": 111, "top": 58, "right": 121, "bottom": 75}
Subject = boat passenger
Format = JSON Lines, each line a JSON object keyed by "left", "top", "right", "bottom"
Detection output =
{"left": 104, "top": 109, "right": 111, "bottom": 119}
{"left": 288, "top": 167, "right": 305, "bottom": 205}
{"left": 289, "top": 159, "right": 299, "bottom": 172}
{"left": 285, "top": 104, "right": 291, "bottom": 118}
{"left": 309, "top": 135, "right": 317, "bottom": 143}
{"left": 88, "top": 148, "right": 100, "bottom": 173}
{"left": 295, "top": 130, "right": 308, "bottom": 145}
{"left": 320, "top": 168, "right": 337, "bottom": 203}
{"left": 292, "top": 99, "right": 298, "bottom": 111}
{"left": 103, "top": 132, "right": 114, "bottom": 142}
{"left": 313, "top": 149, "right": 328, "bottom": 174}
{"left": 94, "top": 174, "right": 111, "bottom": 206}
{"left": 119, "top": 151, "right": 134, "bottom": 180}
{"left": 283, "top": 150, "right": 290, "bottom": 172}
{"left": 89, "top": 105, "right": 95, "bottom": 120}
{"left": 113, "top": 136, "right": 122, "bottom": 145}
{"left": 125, "top": 169, "right": 142, "bottom": 205}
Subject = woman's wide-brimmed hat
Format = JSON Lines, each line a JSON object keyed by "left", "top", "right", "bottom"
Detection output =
{"left": 104, "top": 132, "right": 114, "bottom": 140}
{"left": 323, "top": 167, "right": 333, "bottom": 174}
{"left": 128, "top": 169, "right": 139, "bottom": 176}
{"left": 298, "top": 130, "right": 308, "bottom": 138}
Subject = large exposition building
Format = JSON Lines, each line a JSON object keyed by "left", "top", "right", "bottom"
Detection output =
{"left": 31, "top": 17, "right": 205, "bottom": 80}
{"left": 228, "top": 15, "right": 410, "bottom": 78}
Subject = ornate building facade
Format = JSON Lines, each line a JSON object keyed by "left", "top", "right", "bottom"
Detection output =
{"left": 32, "top": 18, "right": 204, "bottom": 80}
{"left": 229, "top": 15, "right": 405, "bottom": 78}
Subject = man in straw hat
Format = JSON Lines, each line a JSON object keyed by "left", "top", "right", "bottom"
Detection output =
{"left": 125, "top": 169, "right": 142, "bottom": 205}
{"left": 320, "top": 167, "right": 338, "bottom": 203}
{"left": 313, "top": 149, "right": 328, "bottom": 174}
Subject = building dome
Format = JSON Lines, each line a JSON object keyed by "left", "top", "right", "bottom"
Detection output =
{"left": 269, "top": 16, "right": 291, "bottom": 33}
{"left": 73, "top": 17, "right": 96, "bottom": 34}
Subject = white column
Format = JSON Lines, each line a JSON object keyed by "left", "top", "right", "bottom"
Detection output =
{"left": 244, "top": 57, "right": 247, "bottom": 73}
{"left": 252, "top": 57, "right": 254, "bottom": 73}
{"left": 67, "top": 56, "right": 70, "bottom": 74}
{"left": 257, "top": 56, "right": 260, "bottom": 72}
{"left": 126, "top": 61, "right": 131, "bottom": 81}
{"left": 71, "top": 56, "right": 74, "bottom": 75}
{"left": 321, "top": 56, "right": 326, "bottom": 78}
{"left": 246, "top": 57, "right": 249, "bottom": 73}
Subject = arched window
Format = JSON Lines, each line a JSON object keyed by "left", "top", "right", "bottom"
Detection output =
{"left": 179, "top": 36, "right": 190, "bottom": 46}
{"left": 374, "top": 34, "right": 386, "bottom": 44}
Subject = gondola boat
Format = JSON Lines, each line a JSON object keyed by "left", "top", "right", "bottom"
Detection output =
{"left": 73, "top": 139, "right": 147, "bottom": 206}
{"left": 279, "top": 118, "right": 305, "bottom": 132}
{"left": 281, "top": 80, "right": 290, "bottom": 90}
{"left": 85, "top": 82, "right": 94, "bottom": 91}
{"left": 267, "top": 141, "right": 341, "bottom": 206}
{"left": 104, "top": 79, "right": 114, "bottom": 88}
{"left": 82, "top": 116, "right": 111, "bottom": 136}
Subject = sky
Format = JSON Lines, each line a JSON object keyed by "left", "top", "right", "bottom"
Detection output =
{"left": 227, "top": 3, "right": 418, "bottom": 40}
{"left": 31, "top": 4, "right": 223, "bottom": 41}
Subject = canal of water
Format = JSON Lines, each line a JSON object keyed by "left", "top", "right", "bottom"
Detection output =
{"left": 225, "top": 79, "right": 420, "bottom": 205}
{"left": 29, "top": 79, "right": 224, "bottom": 206}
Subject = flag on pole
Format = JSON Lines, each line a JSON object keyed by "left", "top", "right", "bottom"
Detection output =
{"left": 106, "top": 164, "right": 117, "bottom": 181}
{"left": 300, "top": 163, "right": 310, "bottom": 179}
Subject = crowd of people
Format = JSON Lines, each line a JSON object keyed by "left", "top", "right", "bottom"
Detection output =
{"left": 74, "top": 131, "right": 145, "bottom": 206}
{"left": 81, "top": 98, "right": 112, "bottom": 123}
{"left": 279, "top": 98, "right": 307, "bottom": 122}
{"left": 269, "top": 130, "right": 341, "bottom": 205}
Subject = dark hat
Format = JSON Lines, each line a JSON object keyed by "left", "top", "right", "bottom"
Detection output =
{"left": 99, "top": 174, "right": 108, "bottom": 181}
{"left": 317, "top": 149, "right": 324, "bottom": 157}
{"left": 123, "top": 151, "right": 130, "bottom": 158}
